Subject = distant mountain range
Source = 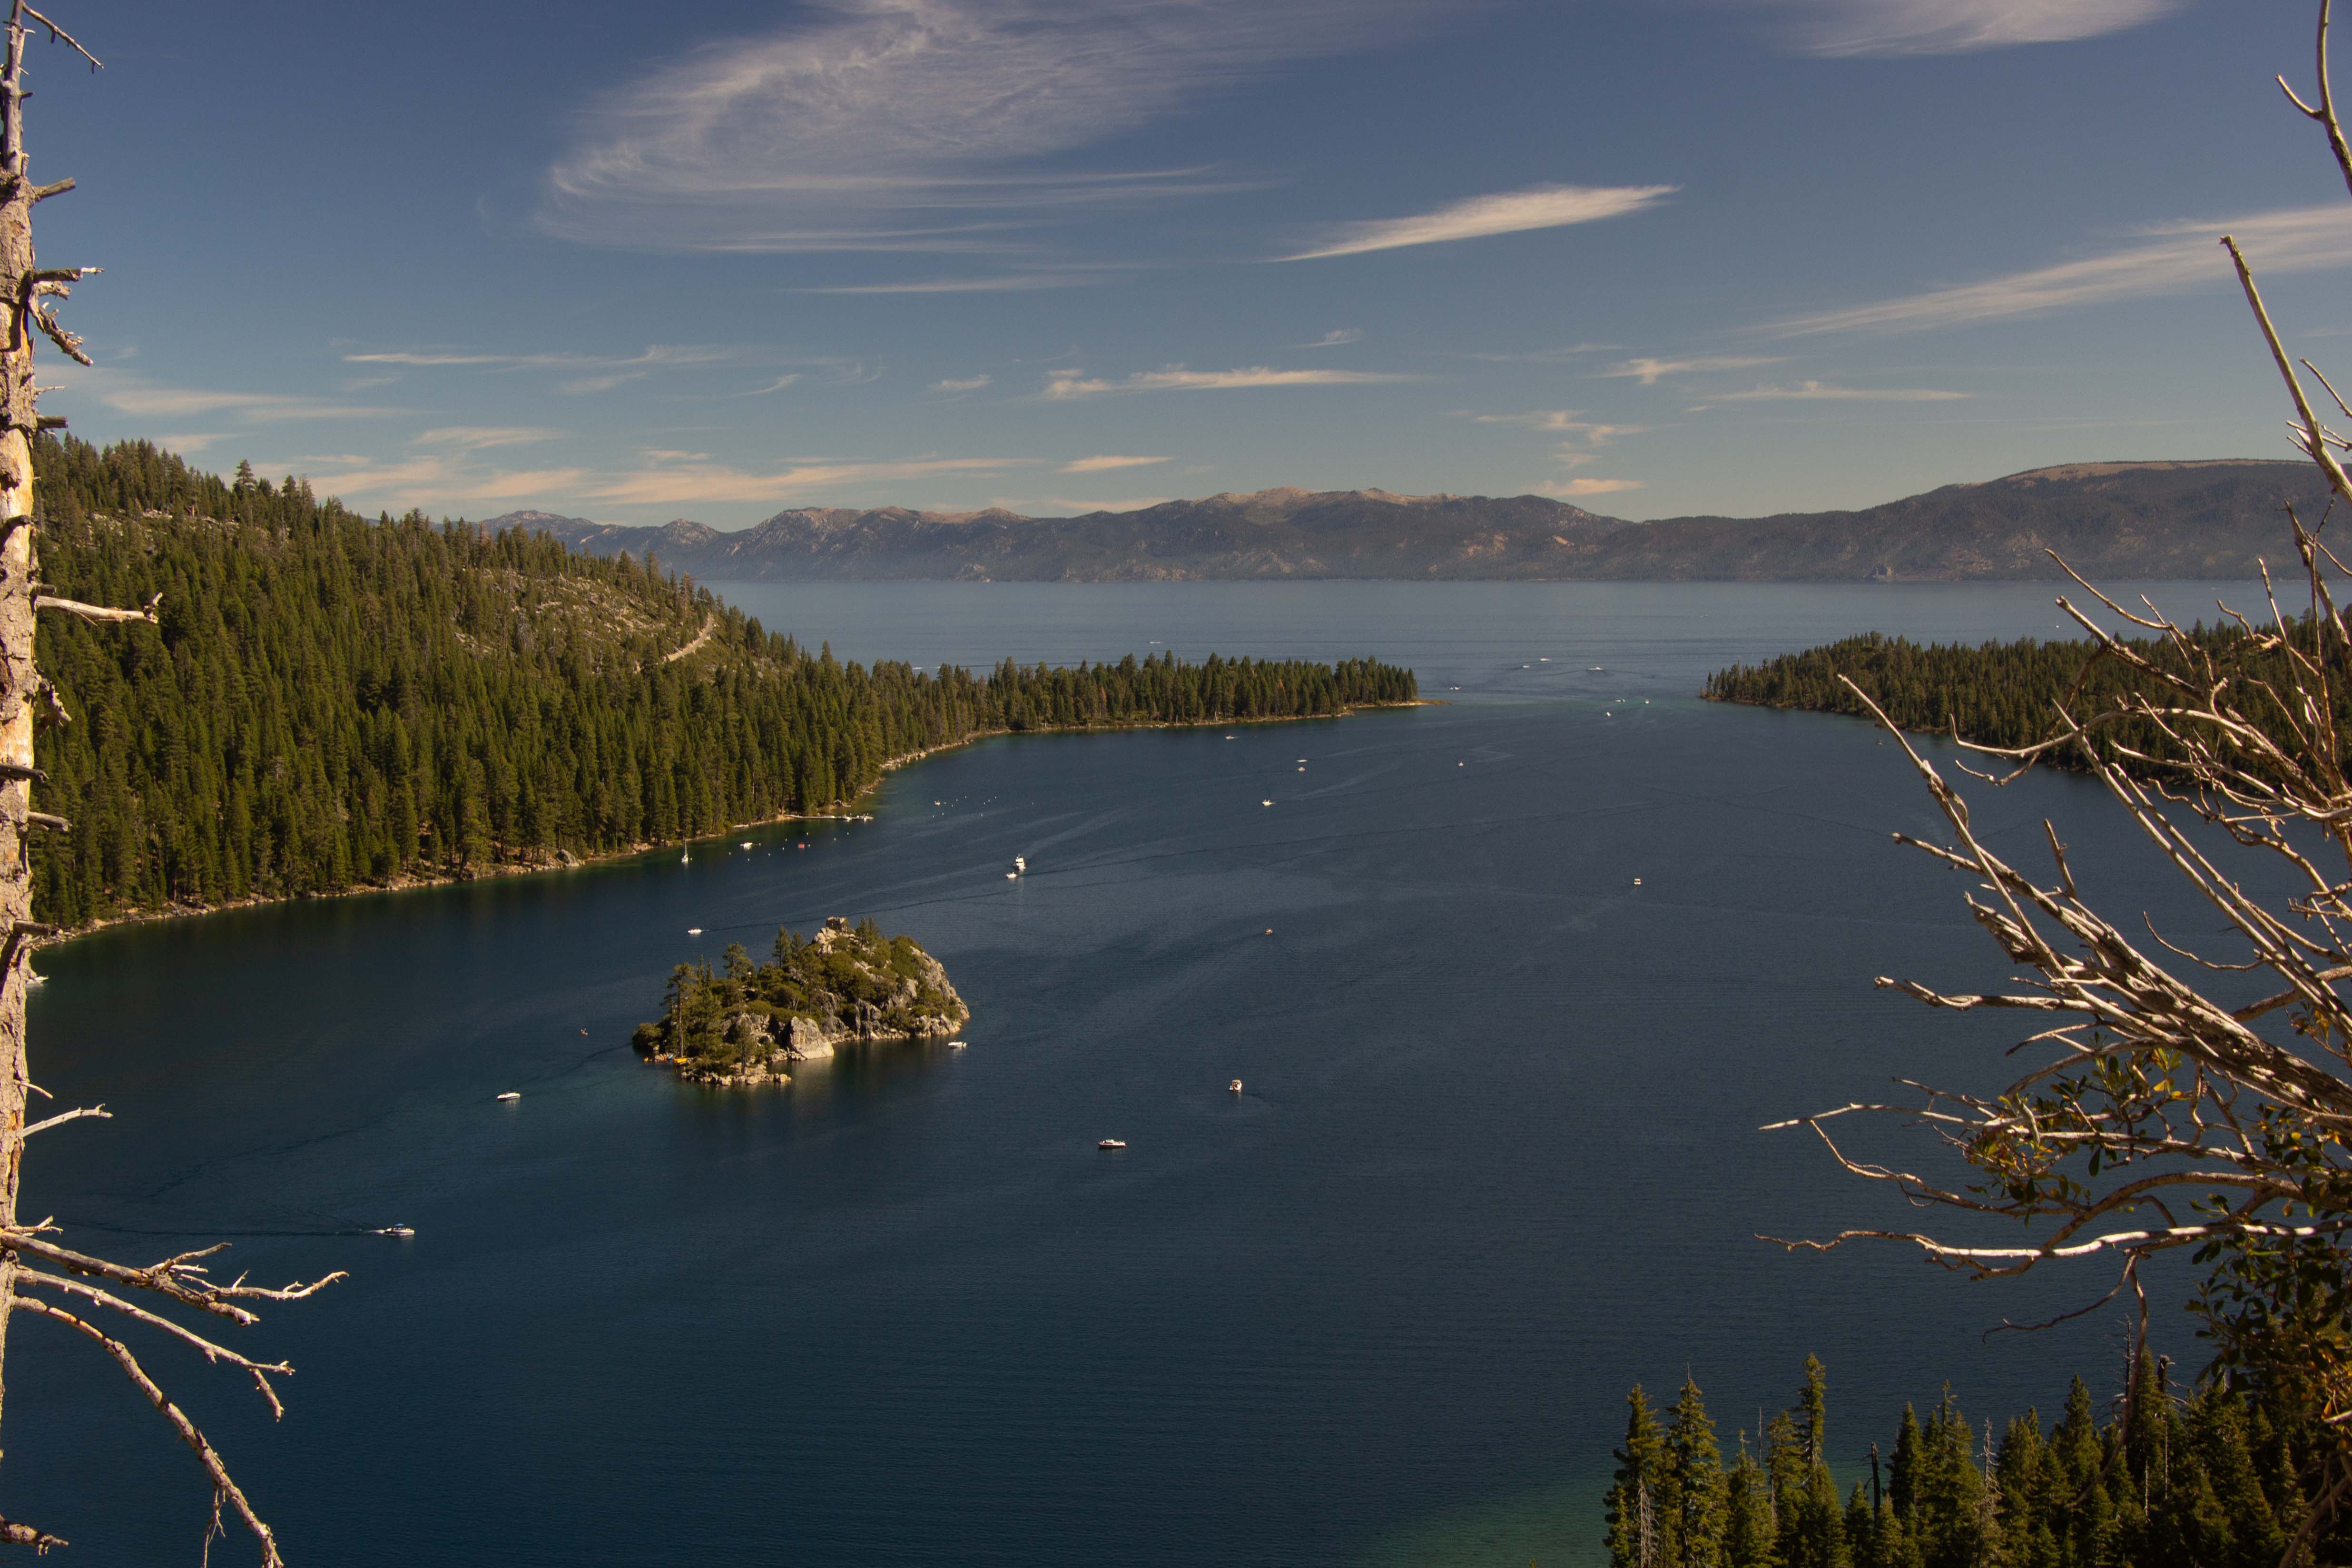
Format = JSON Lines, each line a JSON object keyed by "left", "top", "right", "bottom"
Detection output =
{"left": 483, "top": 460, "right": 2334, "bottom": 582}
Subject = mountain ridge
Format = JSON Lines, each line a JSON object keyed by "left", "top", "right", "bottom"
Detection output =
{"left": 483, "top": 460, "right": 2329, "bottom": 582}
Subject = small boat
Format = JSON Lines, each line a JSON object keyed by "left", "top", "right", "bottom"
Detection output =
{"left": 1098, "top": 1139, "right": 1126, "bottom": 1151}
{"left": 1005, "top": 872, "right": 1017, "bottom": 880}
{"left": 687, "top": 926, "right": 703, "bottom": 936}
{"left": 373, "top": 1226, "right": 415, "bottom": 1238}
{"left": 1632, "top": 878, "right": 1643, "bottom": 887}
{"left": 1261, "top": 799, "right": 1273, "bottom": 807}
{"left": 579, "top": 1028, "right": 588, "bottom": 1036}
{"left": 1264, "top": 928, "right": 1274, "bottom": 936}
{"left": 1538, "top": 657, "right": 1550, "bottom": 662}
{"left": 1013, "top": 856, "right": 1026, "bottom": 875}
{"left": 496, "top": 1091, "right": 521, "bottom": 1102}
{"left": 680, "top": 850, "right": 689, "bottom": 864}
{"left": 740, "top": 841, "right": 753, "bottom": 849}
{"left": 21, "top": 968, "right": 40, "bottom": 987}
{"left": 1229, "top": 1079, "right": 1243, "bottom": 1093}
{"left": 948, "top": 1040, "right": 967, "bottom": 1049}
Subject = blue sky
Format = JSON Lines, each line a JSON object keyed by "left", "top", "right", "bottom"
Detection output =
{"left": 25, "top": 0, "right": 2352, "bottom": 524}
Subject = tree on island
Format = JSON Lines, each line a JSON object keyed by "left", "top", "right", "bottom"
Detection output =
{"left": 1768, "top": 2, "right": 2352, "bottom": 1555}
{"left": 0, "top": 8, "right": 340, "bottom": 1562}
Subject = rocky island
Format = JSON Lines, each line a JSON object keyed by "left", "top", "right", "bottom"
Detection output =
{"left": 632, "top": 917, "right": 970, "bottom": 1086}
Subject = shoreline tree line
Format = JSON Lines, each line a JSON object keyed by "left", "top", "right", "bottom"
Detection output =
{"left": 1607, "top": 1354, "right": 2345, "bottom": 1568}
{"left": 28, "top": 434, "right": 1417, "bottom": 929}
{"left": 1698, "top": 623, "right": 2342, "bottom": 775}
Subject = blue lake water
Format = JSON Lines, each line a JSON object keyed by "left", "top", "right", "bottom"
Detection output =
{"left": 7, "top": 580, "right": 2277, "bottom": 1565}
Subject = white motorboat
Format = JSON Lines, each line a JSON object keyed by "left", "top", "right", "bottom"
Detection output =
{"left": 1098, "top": 1139, "right": 1126, "bottom": 1151}
{"left": 687, "top": 927, "right": 703, "bottom": 936}
{"left": 373, "top": 1226, "right": 415, "bottom": 1238}
{"left": 1013, "top": 856, "right": 1026, "bottom": 875}
{"left": 1229, "top": 1079, "right": 1243, "bottom": 1093}
{"left": 496, "top": 1091, "right": 521, "bottom": 1102}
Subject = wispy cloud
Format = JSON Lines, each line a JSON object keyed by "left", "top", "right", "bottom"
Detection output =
{"left": 1061, "top": 454, "right": 1170, "bottom": 473}
{"left": 1280, "top": 183, "right": 1676, "bottom": 261}
{"left": 1602, "top": 355, "right": 1783, "bottom": 385}
{"left": 1542, "top": 477, "right": 1644, "bottom": 496}
{"left": 1021, "top": 495, "right": 1173, "bottom": 513}
{"left": 1713, "top": 380, "right": 1970, "bottom": 401}
{"left": 1462, "top": 408, "right": 1645, "bottom": 445}
{"left": 1766, "top": 204, "right": 2352, "bottom": 336}
{"left": 72, "top": 374, "right": 401, "bottom": 423}
{"left": 584, "top": 456, "right": 1034, "bottom": 507}
{"left": 1464, "top": 342, "right": 1620, "bottom": 363}
{"left": 1297, "top": 328, "right": 1363, "bottom": 347}
{"left": 412, "top": 426, "right": 565, "bottom": 451}
{"left": 932, "top": 375, "right": 994, "bottom": 393}
{"left": 276, "top": 453, "right": 593, "bottom": 508}
{"left": 346, "top": 344, "right": 745, "bottom": 375}
{"left": 537, "top": 0, "right": 1449, "bottom": 253}
{"left": 1747, "top": 0, "right": 2178, "bottom": 57}
{"left": 1043, "top": 365, "right": 1415, "bottom": 398}
{"left": 794, "top": 275, "right": 1101, "bottom": 294}
{"left": 729, "top": 375, "right": 803, "bottom": 397}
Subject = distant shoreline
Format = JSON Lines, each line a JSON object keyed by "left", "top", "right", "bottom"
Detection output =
{"left": 44, "top": 700, "right": 1428, "bottom": 947}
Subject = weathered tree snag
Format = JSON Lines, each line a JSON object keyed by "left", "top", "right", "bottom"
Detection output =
{"left": 0, "top": 8, "right": 340, "bottom": 1561}
{"left": 0, "top": 0, "right": 66, "bottom": 1455}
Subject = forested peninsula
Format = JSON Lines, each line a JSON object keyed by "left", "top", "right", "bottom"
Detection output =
{"left": 29, "top": 436, "right": 1419, "bottom": 932}
{"left": 1700, "top": 624, "right": 2330, "bottom": 772}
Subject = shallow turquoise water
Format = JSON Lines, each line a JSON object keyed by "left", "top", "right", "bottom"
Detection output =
{"left": 6, "top": 581, "right": 2266, "bottom": 1565}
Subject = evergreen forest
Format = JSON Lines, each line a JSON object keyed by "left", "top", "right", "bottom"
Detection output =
{"left": 27, "top": 435, "right": 1417, "bottom": 930}
{"left": 1700, "top": 624, "right": 2348, "bottom": 773}
{"left": 1606, "top": 1354, "right": 2343, "bottom": 1568}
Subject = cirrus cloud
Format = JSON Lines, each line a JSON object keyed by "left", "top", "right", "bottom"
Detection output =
{"left": 1061, "top": 454, "right": 1171, "bottom": 473}
{"left": 1279, "top": 183, "right": 1677, "bottom": 261}
{"left": 1765, "top": 204, "right": 2352, "bottom": 337}
{"left": 1747, "top": 0, "right": 2179, "bottom": 57}
{"left": 1714, "top": 381, "right": 1970, "bottom": 401}
{"left": 538, "top": 0, "right": 1454, "bottom": 254}
{"left": 1542, "top": 477, "right": 1644, "bottom": 496}
{"left": 1042, "top": 365, "right": 1416, "bottom": 398}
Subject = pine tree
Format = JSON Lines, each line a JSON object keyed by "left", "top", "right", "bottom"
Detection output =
{"left": 1666, "top": 1377, "right": 1729, "bottom": 1568}
{"left": 1609, "top": 1386, "right": 1669, "bottom": 1568}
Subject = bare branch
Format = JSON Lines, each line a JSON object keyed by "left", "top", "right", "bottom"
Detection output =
{"left": 11, "top": 1296, "right": 281, "bottom": 1567}
{"left": 33, "top": 590, "right": 155, "bottom": 624}
{"left": 20, "top": 1103, "right": 101, "bottom": 1136}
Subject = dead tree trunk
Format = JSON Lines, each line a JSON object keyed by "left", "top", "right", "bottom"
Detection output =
{"left": 0, "top": 9, "right": 341, "bottom": 1561}
{"left": 0, "top": 0, "right": 82, "bottom": 1458}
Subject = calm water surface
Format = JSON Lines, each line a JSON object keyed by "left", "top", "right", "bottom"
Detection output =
{"left": 12, "top": 582, "right": 2273, "bottom": 1565}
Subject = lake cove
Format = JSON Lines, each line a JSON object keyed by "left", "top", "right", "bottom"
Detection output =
{"left": 14, "top": 583, "right": 2251, "bottom": 1566}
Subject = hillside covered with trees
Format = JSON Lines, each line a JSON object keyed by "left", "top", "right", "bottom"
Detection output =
{"left": 1698, "top": 623, "right": 2343, "bottom": 773}
{"left": 1607, "top": 1354, "right": 2342, "bottom": 1568}
{"left": 27, "top": 436, "right": 1417, "bottom": 930}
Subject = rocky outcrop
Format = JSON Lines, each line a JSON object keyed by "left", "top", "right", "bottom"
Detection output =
{"left": 646, "top": 916, "right": 970, "bottom": 1087}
